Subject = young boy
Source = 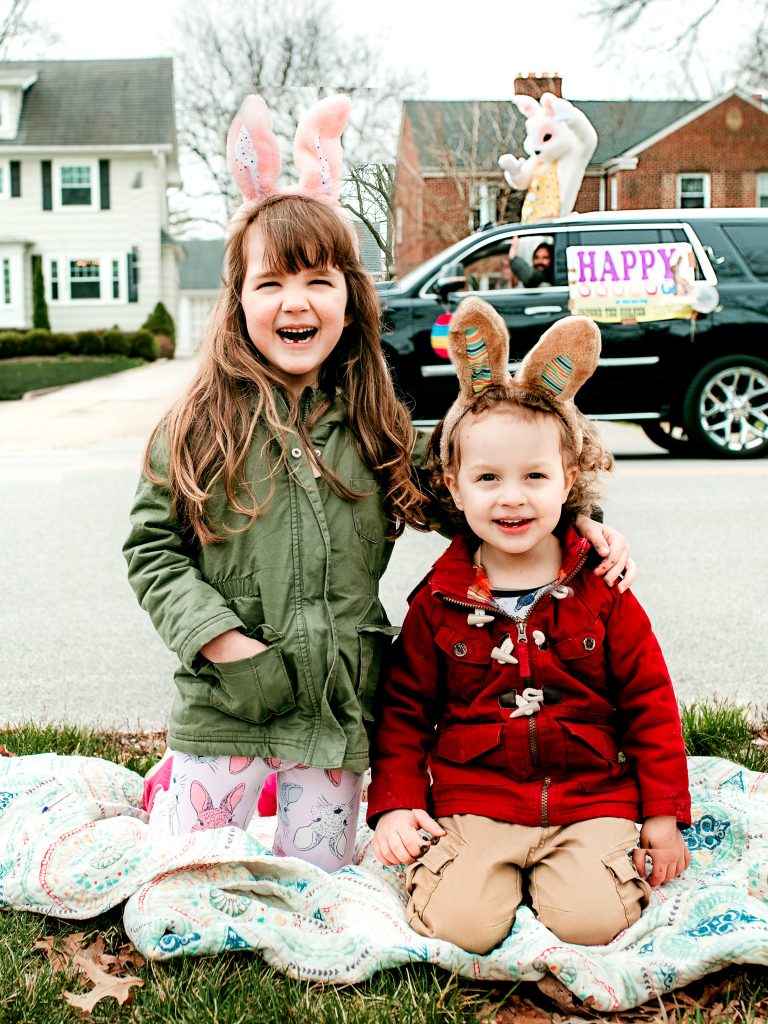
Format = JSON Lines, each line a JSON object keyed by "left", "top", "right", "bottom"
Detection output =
{"left": 367, "top": 300, "right": 690, "bottom": 953}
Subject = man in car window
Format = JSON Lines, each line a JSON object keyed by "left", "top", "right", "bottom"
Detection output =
{"left": 508, "top": 235, "right": 555, "bottom": 287}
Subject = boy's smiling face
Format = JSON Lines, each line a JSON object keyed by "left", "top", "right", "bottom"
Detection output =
{"left": 444, "top": 407, "right": 577, "bottom": 562}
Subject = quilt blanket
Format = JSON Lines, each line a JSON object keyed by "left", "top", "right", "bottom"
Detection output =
{"left": 0, "top": 753, "right": 766, "bottom": 1012}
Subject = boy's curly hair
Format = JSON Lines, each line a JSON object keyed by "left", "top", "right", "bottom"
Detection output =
{"left": 428, "top": 383, "right": 614, "bottom": 534}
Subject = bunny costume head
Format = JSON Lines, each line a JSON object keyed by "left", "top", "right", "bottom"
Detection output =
{"left": 498, "top": 93, "right": 598, "bottom": 223}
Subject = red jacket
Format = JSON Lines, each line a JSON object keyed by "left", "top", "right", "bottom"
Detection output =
{"left": 367, "top": 526, "right": 691, "bottom": 830}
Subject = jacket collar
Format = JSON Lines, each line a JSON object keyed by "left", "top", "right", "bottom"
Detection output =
{"left": 429, "top": 523, "right": 592, "bottom": 611}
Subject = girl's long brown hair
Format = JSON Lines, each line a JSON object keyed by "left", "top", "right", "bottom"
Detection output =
{"left": 145, "top": 194, "right": 427, "bottom": 545}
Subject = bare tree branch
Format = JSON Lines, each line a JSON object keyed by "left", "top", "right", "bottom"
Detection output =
{"left": 171, "top": 0, "right": 421, "bottom": 251}
{"left": 586, "top": 0, "right": 768, "bottom": 94}
{"left": 0, "top": 0, "right": 56, "bottom": 56}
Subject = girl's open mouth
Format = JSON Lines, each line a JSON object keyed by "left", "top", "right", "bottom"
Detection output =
{"left": 276, "top": 327, "right": 318, "bottom": 344}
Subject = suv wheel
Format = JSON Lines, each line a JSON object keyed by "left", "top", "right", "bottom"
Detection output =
{"left": 641, "top": 420, "right": 699, "bottom": 456}
{"left": 683, "top": 355, "right": 768, "bottom": 458}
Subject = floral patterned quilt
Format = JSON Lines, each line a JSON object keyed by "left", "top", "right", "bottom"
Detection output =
{"left": 1, "top": 754, "right": 766, "bottom": 1011}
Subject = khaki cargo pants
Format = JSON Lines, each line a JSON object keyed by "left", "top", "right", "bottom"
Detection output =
{"left": 407, "top": 815, "right": 651, "bottom": 954}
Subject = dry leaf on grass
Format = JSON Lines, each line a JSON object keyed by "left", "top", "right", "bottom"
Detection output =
{"left": 0, "top": 744, "right": 16, "bottom": 757}
{"left": 62, "top": 955, "right": 143, "bottom": 1014}
{"left": 487, "top": 994, "right": 558, "bottom": 1023}
{"left": 34, "top": 933, "right": 145, "bottom": 1015}
{"left": 34, "top": 933, "right": 87, "bottom": 972}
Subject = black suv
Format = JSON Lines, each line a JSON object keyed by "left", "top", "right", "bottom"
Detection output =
{"left": 379, "top": 209, "right": 768, "bottom": 458}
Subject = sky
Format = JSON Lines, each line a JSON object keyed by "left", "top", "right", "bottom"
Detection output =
{"left": 11, "top": 0, "right": 753, "bottom": 102}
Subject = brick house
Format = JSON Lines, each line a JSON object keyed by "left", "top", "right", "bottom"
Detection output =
{"left": 394, "top": 75, "right": 768, "bottom": 275}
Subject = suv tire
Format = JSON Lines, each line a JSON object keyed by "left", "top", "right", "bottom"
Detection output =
{"left": 683, "top": 355, "right": 768, "bottom": 458}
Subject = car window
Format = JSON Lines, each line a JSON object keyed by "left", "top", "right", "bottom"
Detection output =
{"left": 688, "top": 222, "right": 748, "bottom": 280}
{"left": 722, "top": 224, "right": 768, "bottom": 280}
{"left": 459, "top": 233, "right": 567, "bottom": 290}
{"left": 571, "top": 227, "right": 707, "bottom": 280}
{"left": 461, "top": 243, "right": 515, "bottom": 291}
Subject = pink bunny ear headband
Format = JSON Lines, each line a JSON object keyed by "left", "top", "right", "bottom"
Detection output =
{"left": 226, "top": 93, "right": 351, "bottom": 236}
{"left": 439, "top": 297, "right": 601, "bottom": 467}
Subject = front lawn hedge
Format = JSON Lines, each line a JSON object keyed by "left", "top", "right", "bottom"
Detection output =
{"left": 0, "top": 328, "right": 159, "bottom": 361}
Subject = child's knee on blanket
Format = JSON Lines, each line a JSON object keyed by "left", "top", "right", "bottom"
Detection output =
{"left": 405, "top": 833, "right": 520, "bottom": 954}
{"left": 408, "top": 893, "right": 515, "bottom": 954}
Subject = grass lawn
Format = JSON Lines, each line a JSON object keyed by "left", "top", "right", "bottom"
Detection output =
{"left": 0, "top": 356, "right": 145, "bottom": 401}
{"left": 0, "top": 706, "right": 766, "bottom": 1024}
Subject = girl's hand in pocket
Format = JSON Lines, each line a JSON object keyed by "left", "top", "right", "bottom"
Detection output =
{"left": 201, "top": 629, "right": 268, "bottom": 663}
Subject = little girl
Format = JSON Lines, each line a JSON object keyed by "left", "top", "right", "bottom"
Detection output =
{"left": 124, "top": 96, "right": 633, "bottom": 873}
{"left": 368, "top": 298, "right": 691, "bottom": 948}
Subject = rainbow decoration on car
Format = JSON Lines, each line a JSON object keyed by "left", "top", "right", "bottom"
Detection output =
{"left": 430, "top": 313, "right": 452, "bottom": 359}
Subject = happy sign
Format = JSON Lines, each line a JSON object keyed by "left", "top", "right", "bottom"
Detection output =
{"left": 567, "top": 243, "right": 696, "bottom": 323}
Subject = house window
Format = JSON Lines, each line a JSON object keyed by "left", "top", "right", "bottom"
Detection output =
{"left": 677, "top": 173, "right": 710, "bottom": 208}
{"left": 757, "top": 173, "right": 768, "bottom": 208}
{"left": 53, "top": 160, "right": 98, "bottom": 209}
{"left": 46, "top": 253, "right": 126, "bottom": 303}
{"left": 2, "top": 259, "right": 10, "bottom": 304}
{"left": 69, "top": 259, "right": 101, "bottom": 299}
{"left": 61, "top": 165, "right": 93, "bottom": 206}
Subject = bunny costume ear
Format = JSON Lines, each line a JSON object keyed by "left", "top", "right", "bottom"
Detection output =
{"left": 439, "top": 298, "right": 601, "bottom": 466}
{"left": 226, "top": 92, "right": 351, "bottom": 233}
{"left": 227, "top": 94, "right": 282, "bottom": 203}
{"left": 294, "top": 94, "right": 350, "bottom": 203}
{"left": 449, "top": 296, "right": 511, "bottom": 396}
{"left": 511, "top": 94, "right": 540, "bottom": 118}
{"left": 515, "top": 315, "right": 600, "bottom": 401}
{"left": 439, "top": 297, "right": 511, "bottom": 466}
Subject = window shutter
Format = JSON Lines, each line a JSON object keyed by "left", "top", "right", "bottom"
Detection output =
{"left": 99, "top": 159, "right": 110, "bottom": 210}
{"left": 41, "top": 160, "right": 52, "bottom": 210}
{"left": 127, "top": 247, "right": 139, "bottom": 303}
{"left": 10, "top": 161, "right": 21, "bottom": 197}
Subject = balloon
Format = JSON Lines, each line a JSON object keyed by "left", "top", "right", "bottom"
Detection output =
{"left": 691, "top": 284, "right": 719, "bottom": 314}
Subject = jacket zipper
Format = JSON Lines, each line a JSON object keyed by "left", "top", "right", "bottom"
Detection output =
{"left": 441, "top": 544, "right": 590, "bottom": 827}
{"left": 510, "top": 545, "right": 589, "bottom": 825}
{"left": 440, "top": 594, "right": 498, "bottom": 614}
{"left": 541, "top": 775, "right": 551, "bottom": 827}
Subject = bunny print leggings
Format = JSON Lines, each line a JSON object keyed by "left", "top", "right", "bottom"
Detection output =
{"left": 143, "top": 749, "right": 364, "bottom": 872}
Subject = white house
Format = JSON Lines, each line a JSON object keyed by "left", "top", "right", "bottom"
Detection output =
{"left": 0, "top": 58, "right": 181, "bottom": 332}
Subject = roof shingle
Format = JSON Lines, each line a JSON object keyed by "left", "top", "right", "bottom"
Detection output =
{"left": 0, "top": 58, "right": 176, "bottom": 148}
{"left": 404, "top": 97, "right": 703, "bottom": 170}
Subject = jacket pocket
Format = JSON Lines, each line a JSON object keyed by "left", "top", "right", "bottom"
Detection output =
{"left": 407, "top": 831, "right": 466, "bottom": 921}
{"left": 552, "top": 620, "right": 606, "bottom": 662}
{"left": 357, "top": 623, "right": 399, "bottom": 721}
{"left": 561, "top": 719, "right": 630, "bottom": 791}
{"left": 435, "top": 723, "right": 502, "bottom": 764}
{"left": 210, "top": 643, "right": 295, "bottom": 725}
{"left": 552, "top": 620, "right": 607, "bottom": 691}
{"left": 602, "top": 844, "right": 651, "bottom": 921}
{"left": 434, "top": 625, "right": 491, "bottom": 698}
{"left": 351, "top": 477, "right": 387, "bottom": 543}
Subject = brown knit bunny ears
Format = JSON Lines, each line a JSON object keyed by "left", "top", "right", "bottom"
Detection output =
{"left": 439, "top": 297, "right": 601, "bottom": 466}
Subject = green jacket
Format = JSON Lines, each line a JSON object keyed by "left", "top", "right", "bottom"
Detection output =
{"left": 124, "top": 390, "right": 430, "bottom": 772}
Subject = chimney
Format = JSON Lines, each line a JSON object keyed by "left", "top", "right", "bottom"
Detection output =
{"left": 514, "top": 72, "right": 563, "bottom": 99}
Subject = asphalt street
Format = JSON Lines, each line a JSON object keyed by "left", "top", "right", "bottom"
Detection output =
{"left": 1, "top": 359, "right": 766, "bottom": 728}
